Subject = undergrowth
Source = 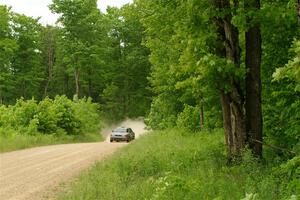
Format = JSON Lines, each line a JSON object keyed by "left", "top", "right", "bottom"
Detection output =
{"left": 0, "top": 95, "right": 103, "bottom": 152}
{"left": 0, "top": 132, "right": 102, "bottom": 153}
{"left": 59, "top": 129, "right": 299, "bottom": 200}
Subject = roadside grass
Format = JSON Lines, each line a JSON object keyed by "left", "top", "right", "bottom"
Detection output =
{"left": 0, "top": 132, "right": 103, "bottom": 153}
{"left": 58, "top": 129, "right": 299, "bottom": 200}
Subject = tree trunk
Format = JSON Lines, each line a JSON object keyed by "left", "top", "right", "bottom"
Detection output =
{"left": 297, "top": 0, "right": 300, "bottom": 27}
{"left": 74, "top": 68, "right": 80, "bottom": 97}
{"left": 0, "top": 88, "right": 2, "bottom": 104}
{"left": 64, "top": 73, "right": 70, "bottom": 98}
{"left": 213, "top": 0, "right": 246, "bottom": 159}
{"left": 245, "top": 0, "right": 263, "bottom": 157}
{"left": 44, "top": 45, "right": 54, "bottom": 98}
{"left": 88, "top": 68, "right": 92, "bottom": 97}
{"left": 44, "top": 79, "right": 50, "bottom": 97}
{"left": 21, "top": 79, "right": 26, "bottom": 98}
{"left": 200, "top": 105, "right": 204, "bottom": 129}
{"left": 220, "top": 92, "right": 233, "bottom": 155}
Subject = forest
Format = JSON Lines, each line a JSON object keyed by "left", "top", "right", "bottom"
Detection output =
{"left": 0, "top": 0, "right": 299, "bottom": 198}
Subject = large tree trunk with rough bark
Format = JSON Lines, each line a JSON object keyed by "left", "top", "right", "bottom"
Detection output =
{"left": 297, "top": 0, "right": 300, "bottom": 27}
{"left": 213, "top": 0, "right": 247, "bottom": 159}
{"left": 220, "top": 92, "right": 232, "bottom": 155}
{"left": 245, "top": 0, "right": 263, "bottom": 157}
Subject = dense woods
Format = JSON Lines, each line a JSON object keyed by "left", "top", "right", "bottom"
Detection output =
{"left": 0, "top": 0, "right": 299, "bottom": 185}
{"left": 134, "top": 0, "right": 299, "bottom": 159}
{"left": 0, "top": 1, "right": 151, "bottom": 120}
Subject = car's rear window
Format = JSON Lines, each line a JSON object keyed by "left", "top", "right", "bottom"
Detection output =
{"left": 113, "top": 128, "right": 127, "bottom": 132}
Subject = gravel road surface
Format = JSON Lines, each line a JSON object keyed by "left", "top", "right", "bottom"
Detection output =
{"left": 0, "top": 119, "right": 146, "bottom": 200}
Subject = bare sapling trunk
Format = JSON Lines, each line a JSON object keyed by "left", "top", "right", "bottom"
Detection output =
{"left": 44, "top": 45, "right": 54, "bottom": 97}
{"left": 63, "top": 72, "right": 69, "bottom": 97}
{"left": 74, "top": 68, "right": 80, "bottom": 97}
{"left": 0, "top": 88, "right": 2, "bottom": 104}
{"left": 21, "top": 80, "right": 26, "bottom": 98}
{"left": 200, "top": 105, "right": 204, "bottom": 129}
{"left": 88, "top": 68, "right": 92, "bottom": 97}
{"left": 245, "top": 0, "right": 263, "bottom": 157}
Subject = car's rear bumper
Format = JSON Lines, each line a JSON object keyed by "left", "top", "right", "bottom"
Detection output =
{"left": 110, "top": 136, "right": 129, "bottom": 142}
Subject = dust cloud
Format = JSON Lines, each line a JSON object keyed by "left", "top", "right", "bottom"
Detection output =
{"left": 101, "top": 118, "right": 148, "bottom": 142}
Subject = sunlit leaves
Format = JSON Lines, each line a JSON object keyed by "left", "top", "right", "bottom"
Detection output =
{"left": 273, "top": 40, "right": 300, "bottom": 92}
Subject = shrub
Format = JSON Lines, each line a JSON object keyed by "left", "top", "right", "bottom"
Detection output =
{"left": 11, "top": 98, "right": 38, "bottom": 127}
{"left": 53, "top": 96, "right": 81, "bottom": 135}
{"left": 73, "top": 96, "right": 101, "bottom": 134}
{"left": 0, "top": 95, "right": 101, "bottom": 136}
{"left": 276, "top": 156, "right": 300, "bottom": 196}
{"left": 146, "top": 95, "right": 178, "bottom": 130}
{"left": 0, "top": 104, "right": 10, "bottom": 127}
{"left": 34, "top": 97, "right": 59, "bottom": 134}
{"left": 176, "top": 105, "right": 200, "bottom": 132}
{"left": 0, "top": 95, "right": 103, "bottom": 152}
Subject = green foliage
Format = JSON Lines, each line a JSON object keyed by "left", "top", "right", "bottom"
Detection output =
{"left": 0, "top": 2, "right": 151, "bottom": 123}
{"left": 0, "top": 5, "right": 45, "bottom": 103}
{"left": 100, "top": 83, "right": 124, "bottom": 120}
{"left": 0, "top": 5, "right": 18, "bottom": 103}
{"left": 10, "top": 98, "right": 38, "bottom": 128}
{"left": 59, "top": 129, "right": 299, "bottom": 200}
{"left": 11, "top": 13, "right": 44, "bottom": 100}
{"left": 176, "top": 105, "right": 201, "bottom": 132}
{"left": 262, "top": 39, "right": 300, "bottom": 153}
{"left": 0, "top": 95, "right": 102, "bottom": 152}
{"left": 34, "top": 96, "right": 82, "bottom": 135}
{"left": 259, "top": 0, "right": 299, "bottom": 155}
{"left": 273, "top": 40, "right": 300, "bottom": 92}
{"left": 136, "top": 0, "right": 298, "bottom": 159}
{"left": 276, "top": 156, "right": 300, "bottom": 195}
{"left": 34, "top": 97, "right": 59, "bottom": 134}
{"left": 146, "top": 95, "right": 179, "bottom": 129}
{"left": 198, "top": 54, "right": 245, "bottom": 93}
{"left": 98, "top": 5, "right": 152, "bottom": 120}
{"left": 73, "top": 96, "right": 101, "bottom": 134}
{"left": 137, "top": 0, "right": 226, "bottom": 131}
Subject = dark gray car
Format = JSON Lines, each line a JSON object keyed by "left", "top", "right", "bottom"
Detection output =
{"left": 110, "top": 127, "right": 135, "bottom": 142}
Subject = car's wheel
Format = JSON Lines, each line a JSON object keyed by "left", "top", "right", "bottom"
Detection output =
{"left": 126, "top": 139, "right": 130, "bottom": 143}
{"left": 110, "top": 138, "right": 113, "bottom": 142}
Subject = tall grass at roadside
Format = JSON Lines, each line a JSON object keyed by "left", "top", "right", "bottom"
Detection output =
{"left": 0, "top": 129, "right": 103, "bottom": 153}
{"left": 59, "top": 129, "right": 299, "bottom": 200}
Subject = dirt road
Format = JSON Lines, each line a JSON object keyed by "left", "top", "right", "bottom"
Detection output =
{"left": 0, "top": 119, "right": 147, "bottom": 200}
